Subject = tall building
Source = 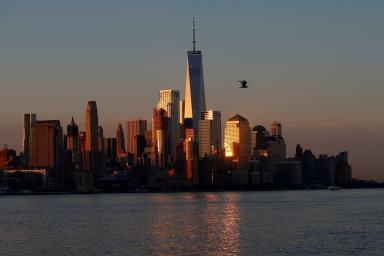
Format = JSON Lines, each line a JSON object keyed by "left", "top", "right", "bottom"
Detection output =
{"left": 98, "top": 126, "right": 105, "bottom": 171}
{"left": 157, "top": 89, "right": 180, "bottom": 161}
{"left": 85, "top": 101, "right": 99, "bottom": 152}
{"left": 126, "top": 119, "right": 147, "bottom": 158}
{"left": 271, "top": 121, "right": 282, "bottom": 137}
{"left": 29, "top": 120, "right": 64, "bottom": 190}
{"left": 224, "top": 114, "right": 251, "bottom": 159}
{"left": 98, "top": 126, "right": 104, "bottom": 153}
{"left": 66, "top": 117, "right": 80, "bottom": 168}
{"left": 184, "top": 18, "right": 206, "bottom": 135}
{"left": 23, "top": 113, "right": 37, "bottom": 165}
{"left": 29, "top": 120, "right": 63, "bottom": 169}
{"left": 251, "top": 125, "right": 269, "bottom": 157}
{"left": 224, "top": 114, "right": 251, "bottom": 185}
{"left": 152, "top": 108, "right": 168, "bottom": 168}
{"left": 198, "top": 110, "right": 221, "bottom": 158}
{"left": 78, "top": 131, "right": 88, "bottom": 170}
{"left": 179, "top": 100, "right": 185, "bottom": 125}
{"left": 105, "top": 138, "right": 117, "bottom": 159}
{"left": 116, "top": 123, "right": 126, "bottom": 157}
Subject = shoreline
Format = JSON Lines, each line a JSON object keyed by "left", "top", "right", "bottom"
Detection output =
{"left": 1, "top": 186, "right": 383, "bottom": 196}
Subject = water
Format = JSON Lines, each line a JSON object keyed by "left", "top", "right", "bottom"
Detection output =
{"left": 0, "top": 189, "right": 383, "bottom": 256}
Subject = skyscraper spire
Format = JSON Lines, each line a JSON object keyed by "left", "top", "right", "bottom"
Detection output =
{"left": 185, "top": 17, "right": 206, "bottom": 137}
{"left": 192, "top": 16, "right": 196, "bottom": 53}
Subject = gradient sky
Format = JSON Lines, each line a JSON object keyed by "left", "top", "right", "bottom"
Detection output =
{"left": 0, "top": 0, "right": 383, "bottom": 181}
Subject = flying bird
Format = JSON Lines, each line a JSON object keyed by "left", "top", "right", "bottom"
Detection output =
{"left": 237, "top": 80, "right": 248, "bottom": 88}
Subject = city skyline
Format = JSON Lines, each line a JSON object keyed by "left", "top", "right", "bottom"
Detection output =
{"left": 0, "top": 0, "right": 383, "bottom": 181}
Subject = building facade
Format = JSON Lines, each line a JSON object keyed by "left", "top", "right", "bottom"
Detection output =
{"left": 184, "top": 18, "right": 206, "bottom": 136}
{"left": 157, "top": 89, "right": 180, "bottom": 161}
{"left": 198, "top": 110, "right": 221, "bottom": 158}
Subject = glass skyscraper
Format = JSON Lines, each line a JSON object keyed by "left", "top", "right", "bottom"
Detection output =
{"left": 184, "top": 18, "right": 206, "bottom": 137}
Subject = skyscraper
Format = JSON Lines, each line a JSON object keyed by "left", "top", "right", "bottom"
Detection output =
{"left": 23, "top": 113, "right": 36, "bottom": 165}
{"left": 152, "top": 108, "right": 168, "bottom": 168}
{"left": 98, "top": 126, "right": 104, "bottom": 153}
{"left": 224, "top": 114, "right": 251, "bottom": 185}
{"left": 198, "top": 110, "right": 221, "bottom": 158}
{"left": 29, "top": 119, "right": 64, "bottom": 190}
{"left": 179, "top": 100, "right": 185, "bottom": 125}
{"left": 271, "top": 121, "right": 282, "bottom": 137}
{"left": 116, "top": 123, "right": 126, "bottom": 157}
{"left": 126, "top": 119, "right": 147, "bottom": 158}
{"left": 184, "top": 18, "right": 206, "bottom": 136}
{"left": 85, "top": 101, "right": 98, "bottom": 152}
{"left": 67, "top": 117, "right": 80, "bottom": 167}
{"left": 29, "top": 120, "right": 63, "bottom": 169}
{"left": 157, "top": 89, "right": 180, "bottom": 161}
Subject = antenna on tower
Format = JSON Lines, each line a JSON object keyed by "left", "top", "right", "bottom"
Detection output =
{"left": 192, "top": 16, "right": 196, "bottom": 53}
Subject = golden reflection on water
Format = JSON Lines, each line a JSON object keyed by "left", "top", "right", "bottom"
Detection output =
{"left": 149, "top": 193, "right": 240, "bottom": 255}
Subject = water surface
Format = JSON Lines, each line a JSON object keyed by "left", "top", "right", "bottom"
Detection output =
{"left": 0, "top": 189, "right": 383, "bottom": 255}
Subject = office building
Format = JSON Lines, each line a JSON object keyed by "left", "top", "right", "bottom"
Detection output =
{"left": 126, "top": 119, "right": 147, "bottom": 159}
{"left": 184, "top": 18, "right": 206, "bottom": 135}
{"left": 198, "top": 110, "right": 221, "bottom": 158}
{"left": 23, "top": 113, "right": 36, "bottom": 165}
{"left": 85, "top": 101, "right": 99, "bottom": 152}
{"left": 66, "top": 117, "right": 80, "bottom": 168}
{"left": 152, "top": 108, "right": 168, "bottom": 168}
{"left": 157, "top": 89, "right": 180, "bottom": 161}
{"left": 224, "top": 114, "right": 251, "bottom": 185}
{"left": 116, "top": 123, "right": 126, "bottom": 158}
{"left": 29, "top": 120, "right": 64, "bottom": 190}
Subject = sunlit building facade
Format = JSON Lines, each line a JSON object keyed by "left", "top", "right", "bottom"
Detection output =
{"left": 152, "top": 108, "right": 168, "bottom": 169}
{"left": 198, "top": 110, "right": 221, "bottom": 158}
{"left": 184, "top": 18, "right": 206, "bottom": 135}
{"left": 157, "top": 89, "right": 180, "bottom": 161}
{"left": 224, "top": 114, "right": 251, "bottom": 185}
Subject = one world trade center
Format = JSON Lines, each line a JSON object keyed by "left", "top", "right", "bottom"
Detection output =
{"left": 184, "top": 17, "right": 206, "bottom": 138}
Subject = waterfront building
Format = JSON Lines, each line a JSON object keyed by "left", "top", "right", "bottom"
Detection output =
{"left": 22, "top": 113, "right": 36, "bottom": 165}
{"left": 152, "top": 108, "right": 168, "bottom": 169}
{"left": 0, "top": 147, "right": 17, "bottom": 169}
{"left": 198, "top": 110, "right": 221, "bottom": 158}
{"left": 126, "top": 119, "right": 147, "bottom": 158}
{"left": 157, "top": 89, "right": 180, "bottom": 161}
{"left": 224, "top": 114, "right": 251, "bottom": 185}
{"left": 66, "top": 117, "right": 80, "bottom": 168}
{"left": 85, "top": 101, "right": 98, "bottom": 152}
{"left": 29, "top": 120, "right": 64, "bottom": 190}
{"left": 116, "top": 123, "right": 126, "bottom": 158}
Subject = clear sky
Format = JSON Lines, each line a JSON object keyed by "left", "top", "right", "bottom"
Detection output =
{"left": 0, "top": 0, "right": 383, "bottom": 181}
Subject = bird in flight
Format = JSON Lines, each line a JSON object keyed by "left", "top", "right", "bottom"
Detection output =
{"left": 237, "top": 80, "right": 248, "bottom": 88}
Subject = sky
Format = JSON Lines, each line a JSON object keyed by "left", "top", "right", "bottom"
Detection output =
{"left": 0, "top": 0, "right": 383, "bottom": 181}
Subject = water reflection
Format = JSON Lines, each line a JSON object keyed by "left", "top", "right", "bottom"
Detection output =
{"left": 149, "top": 193, "right": 240, "bottom": 255}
